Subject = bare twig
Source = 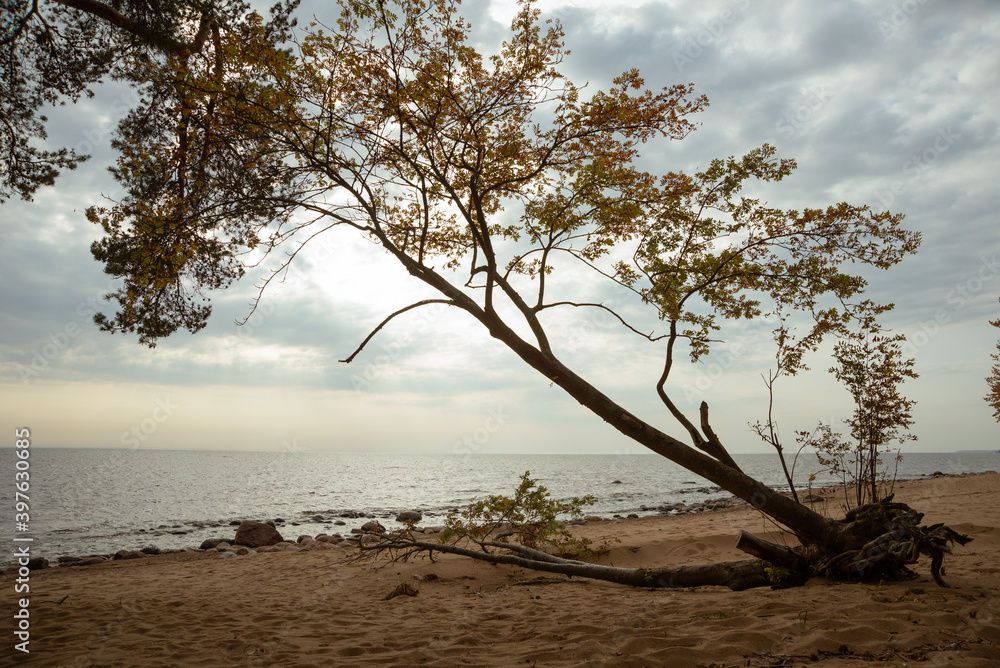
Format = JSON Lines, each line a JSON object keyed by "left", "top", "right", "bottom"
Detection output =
{"left": 340, "top": 299, "right": 457, "bottom": 363}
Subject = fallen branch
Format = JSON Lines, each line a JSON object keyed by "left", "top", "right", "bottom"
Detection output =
{"left": 351, "top": 474, "right": 971, "bottom": 592}
{"left": 356, "top": 531, "right": 771, "bottom": 591}
{"left": 353, "top": 502, "right": 971, "bottom": 591}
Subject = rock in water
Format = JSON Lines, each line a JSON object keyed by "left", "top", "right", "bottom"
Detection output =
{"left": 234, "top": 520, "right": 284, "bottom": 548}
{"left": 396, "top": 511, "right": 423, "bottom": 523}
{"left": 361, "top": 520, "right": 386, "bottom": 534}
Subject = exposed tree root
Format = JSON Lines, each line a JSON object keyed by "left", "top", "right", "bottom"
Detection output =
{"left": 820, "top": 498, "right": 973, "bottom": 587}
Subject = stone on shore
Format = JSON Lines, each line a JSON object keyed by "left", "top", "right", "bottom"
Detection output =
{"left": 396, "top": 511, "right": 422, "bottom": 523}
{"left": 199, "top": 538, "right": 229, "bottom": 550}
{"left": 114, "top": 550, "right": 146, "bottom": 560}
{"left": 78, "top": 557, "right": 107, "bottom": 566}
{"left": 316, "top": 533, "right": 343, "bottom": 543}
{"left": 27, "top": 557, "right": 49, "bottom": 570}
{"left": 234, "top": 520, "right": 284, "bottom": 548}
{"left": 302, "top": 539, "right": 338, "bottom": 551}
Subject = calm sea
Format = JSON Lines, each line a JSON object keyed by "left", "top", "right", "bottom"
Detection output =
{"left": 1, "top": 448, "right": 996, "bottom": 564}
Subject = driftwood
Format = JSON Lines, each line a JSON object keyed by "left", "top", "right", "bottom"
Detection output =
{"left": 354, "top": 498, "right": 972, "bottom": 592}
{"left": 357, "top": 532, "right": 772, "bottom": 591}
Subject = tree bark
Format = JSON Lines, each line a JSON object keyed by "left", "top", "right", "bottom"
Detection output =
{"left": 735, "top": 531, "right": 804, "bottom": 569}
{"left": 359, "top": 537, "right": 772, "bottom": 591}
{"left": 477, "top": 312, "right": 844, "bottom": 550}
{"left": 389, "top": 257, "right": 845, "bottom": 551}
{"left": 359, "top": 201, "right": 949, "bottom": 584}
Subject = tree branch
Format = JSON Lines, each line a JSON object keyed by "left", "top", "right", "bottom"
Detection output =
{"left": 536, "top": 301, "right": 668, "bottom": 342}
{"left": 0, "top": 0, "right": 40, "bottom": 48}
{"left": 699, "top": 401, "right": 741, "bottom": 471}
{"left": 54, "top": 0, "right": 210, "bottom": 55}
{"left": 340, "top": 299, "right": 457, "bottom": 363}
{"left": 656, "top": 320, "right": 709, "bottom": 447}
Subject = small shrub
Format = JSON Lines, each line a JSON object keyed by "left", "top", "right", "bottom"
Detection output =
{"left": 806, "top": 327, "right": 917, "bottom": 509}
{"left": 762, "top": 563, "right": 791, "bottom": 586}
{"left": 442, "top": 471, "right": 617, "bottom": 560}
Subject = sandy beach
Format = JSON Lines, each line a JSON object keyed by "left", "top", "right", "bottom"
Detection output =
{"left": 4, "top": 472, "right": 999, "bottom": 667}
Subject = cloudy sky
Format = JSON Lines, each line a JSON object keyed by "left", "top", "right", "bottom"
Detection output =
{"left": 1, "top": 0, "right": 998, "bottom": 457}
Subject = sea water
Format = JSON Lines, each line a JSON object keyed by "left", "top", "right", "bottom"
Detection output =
{"left": 0, "top": 448, "right": 995, "bottom": 563}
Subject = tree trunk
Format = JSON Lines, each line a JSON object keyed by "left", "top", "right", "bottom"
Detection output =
{"left": 481, "top": 316, "right": 843, "bottom": 549}
{"left": 396, "top": 248, "right": 839, "bottom": 549}
{"left": 392, "top": 266, "right": 970, "bottom": 589}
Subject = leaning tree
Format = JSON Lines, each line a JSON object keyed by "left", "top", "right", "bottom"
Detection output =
{"left": 4, "top": 0, "right": 969, "bottom": 588}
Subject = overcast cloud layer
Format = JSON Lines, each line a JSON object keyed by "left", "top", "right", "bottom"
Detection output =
{"left": 1, "top": 0, "right": 998, "bottom": 456}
